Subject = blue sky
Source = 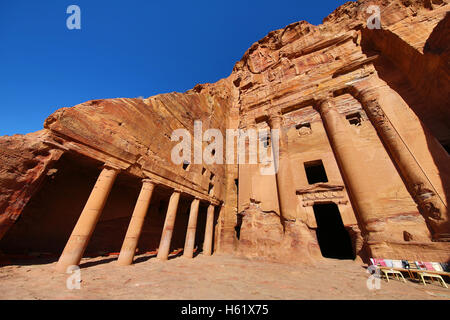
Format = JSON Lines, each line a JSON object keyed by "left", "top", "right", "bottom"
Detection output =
{"left": 0, "top": 0, "right": 348, "bottom": 135}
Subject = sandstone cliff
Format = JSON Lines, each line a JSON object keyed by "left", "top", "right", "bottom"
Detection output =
{"left": 0, "top": 0, "right": 449, "bottom": 264}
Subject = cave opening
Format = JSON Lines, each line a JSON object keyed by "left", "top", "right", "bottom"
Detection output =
{"left": 0, "top": 153, "right": 143, "bottom": 261}
{"left": 0, "top": 152, "right": 215, "bottom": 263}
{"left": 313, "top": 203, "right": 354, "bottom": 260}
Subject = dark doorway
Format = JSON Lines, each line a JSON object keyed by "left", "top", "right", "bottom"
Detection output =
{"left": 313, "top": 203, "right": 354, "bottom": 259}
{"left": 304, "top": 160, "right": 328, "bottom": 184}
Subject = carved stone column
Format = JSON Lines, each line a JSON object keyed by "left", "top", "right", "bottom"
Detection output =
{"left": 203, "top": 204, "right": 215, "bottom": 256}
{"left": 157, "top": 189, "right": 181, "bottom": 261}
{"left": 117, "top": 179, "right": 155, "bottom": 266}
{"left": 267, "top": 113, "right": 297, "bottom": 221}
{"left": 351, "top": 78, "right": 449, "bottom": 240}
{"left": 315, "top": 100, "right": 374, "bottom": 228}
{"left": 238, "top": 118, "right": 257, "bottom": 212}
{"left": 183, "top": 198, "right": 200, "bottom": 258}
{"left": 55, "top": 165, "right": 119, "bottom": 272}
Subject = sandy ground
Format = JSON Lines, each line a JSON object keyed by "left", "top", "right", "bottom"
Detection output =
{"left": 0, "top": 253, "right": 449, "bottom": 300}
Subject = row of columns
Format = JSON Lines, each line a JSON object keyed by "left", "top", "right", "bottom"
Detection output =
{"left": 314, "top": 76, "right": 448, "bottom": 240}
{"left": 243, "top": 75, "right": 447, "bottom": 242}
{"left": 238, "top": 113, "right": 299, "bottom": 222}
{"left": 56, "top": 170, "right": 216, "bottom": 272}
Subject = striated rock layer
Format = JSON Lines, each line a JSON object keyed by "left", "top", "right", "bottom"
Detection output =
{"left": 0, "top": 0, "right": 449, "bottom": 265}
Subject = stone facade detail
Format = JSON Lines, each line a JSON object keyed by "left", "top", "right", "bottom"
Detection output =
{"left": 297, "top": 184, "right": 348, "bottom": 207}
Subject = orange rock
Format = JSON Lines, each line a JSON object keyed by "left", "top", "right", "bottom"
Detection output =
{"left": 0, "top": 0, "right": 449, "bottom": 265}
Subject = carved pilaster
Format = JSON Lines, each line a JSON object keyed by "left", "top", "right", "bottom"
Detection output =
{"left": 266, "top": 111, "right": 298, "bottom": 222}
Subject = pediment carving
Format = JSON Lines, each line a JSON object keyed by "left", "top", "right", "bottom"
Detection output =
{"left": 296, "top": 183, "right": 347, "bottom": 206}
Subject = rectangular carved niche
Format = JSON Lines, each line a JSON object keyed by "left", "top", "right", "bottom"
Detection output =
{"left": 296, "top": 122, "right": 312, "bottom": 136}
{"left": 304, "top": 160, "right": 328, "bottom": 184}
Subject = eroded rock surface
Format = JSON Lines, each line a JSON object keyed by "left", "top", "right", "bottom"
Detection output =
{"left": 1, "top": 0, "right": 449, "bottom": 265}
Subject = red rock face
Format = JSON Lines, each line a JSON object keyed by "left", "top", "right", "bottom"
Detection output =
{"left": 227, "top": 0, "right": 450, "bottom": 263}
{"left": 0, "top": 131, "right": 63, "bottom": 240}
{"left": 0, "top": 0, "right": 449, "bottom": 264}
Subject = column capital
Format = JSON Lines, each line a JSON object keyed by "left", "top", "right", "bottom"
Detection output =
{"left": 142, "top": 178, "right": 156, "bottom": 186}
{"left": 348, "top": 75, "right": 389, "bottom": 100}
{"left": 314, "top": 98, "right": 336, "bottom": 114}
{"left": 239, "top": 116, "right": 257, "bottom": 130}
{"left": 173, "top": 188, "right": 183, "bottom": 194}
{"left": 267, "top": 112, "right": 283, "bottom": 129}
{"left": 103, "top": 163, "right": 122, "bottom": 171}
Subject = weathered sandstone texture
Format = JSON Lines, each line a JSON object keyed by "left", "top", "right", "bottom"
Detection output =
{"left": 0, "top": 0, "right": 449, "bottom": 267}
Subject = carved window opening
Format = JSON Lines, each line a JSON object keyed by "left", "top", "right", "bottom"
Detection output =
{"left": 210, "top": 172, "right": 215, "bottom": 181}
{"left": 346, "top": 113, "right": 362, "bottom": 126}
{"left": 202, "top": 167, "right": 207, "bottom": 175}
{"left": 296, "top": 122, "right": 312, "bottom": 135}
{"left": 304, "top": 160, "right": 328, "bottom": 184}
{"left": 182, "top": 161, "right": 190, "bottom": 171}
{"left": 313, "top": 203, "right": 355, "bottom": 259}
